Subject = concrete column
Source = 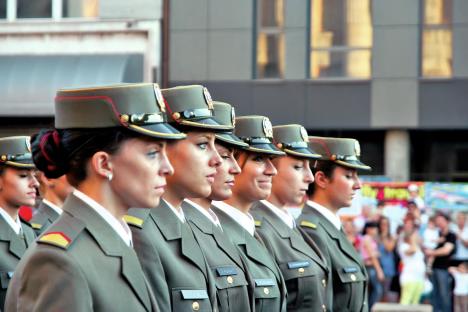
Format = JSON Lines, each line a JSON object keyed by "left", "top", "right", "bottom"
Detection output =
{"left": 385, "top": 130, "right": 410, "bottom": 181}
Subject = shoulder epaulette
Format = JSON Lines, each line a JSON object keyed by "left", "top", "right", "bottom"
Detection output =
{"left": 31, "top": 223, "right": 43, "bottom": 230}
{"left": 37, "top": 215, "right": 85, "bottom": 250}
{"left": 254, "top": 220, "right": 262, "bottom": 227}
{"left": 124, "top": 208, "right": 151, "bottom": 228}
{"left": 38, "top": 231, "right": 72, "bottom": 249}
{"left": 300, "top": 220, "right": 317, "bottom": 229}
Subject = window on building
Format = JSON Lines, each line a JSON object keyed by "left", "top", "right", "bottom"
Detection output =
{"left": 310, "top": 0, "right": 372, "bottom": 79}
{"left": 1, "top": 0, "right": 97, "bottom": 20}
{"left": 256, "top": 0, "right": 285, "bottom": 79}
{"left": 422, "top": 0, "right": 453, "bottom": 78}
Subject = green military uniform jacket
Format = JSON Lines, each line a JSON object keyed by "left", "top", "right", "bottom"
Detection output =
{"left": 213, "top": 206, "right": 287, "bottom": 312}
{"left": 4, "top": 194, "right": 158, "bottom": 312}
{"left": 0, "top": 215, "right": 35, "bottom": 311}
{"left": 182, "top": 202, "right": 252, "bottom": 312}
{"left": 297, "top": 202, "right": 369, "bottom": 312}
{"left": 30, "top": 200, "right": 61, "bottom": 236}
{"left": 126, "top": 200, "right": 216, "bottom": 312}
{"left": 251, "top": 201, "right": 332, "bottom": 312}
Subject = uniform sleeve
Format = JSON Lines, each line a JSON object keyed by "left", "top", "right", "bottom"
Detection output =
{"left": 6, "top": 248, "right": 92, "bottom": 312}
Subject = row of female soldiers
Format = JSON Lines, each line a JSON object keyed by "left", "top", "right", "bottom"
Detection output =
{"left": 0, "top": 83, "right": 370, "bottom": 312}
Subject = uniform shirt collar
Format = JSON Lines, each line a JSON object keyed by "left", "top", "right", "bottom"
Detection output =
{"left": 42, "top": 199, "right": 63, "bottom": 215}
{"left": 306, "top": 200, "right": 342, "bottom": 230}
{"left": 163, "top": 199, "right": 186, "bottom": 223}
{"left": 212, "top": 201, "right": 255, "bottom": 236}
{"left": 0, "top": 207, "right": 22, "bottom": 235}
{"left": 184, "top": 199, "right": 221, "bottom": 228}
{"left": 261, "top": 200, "right": 295, "bottom": 229}
{"left": 73, "top": 190, "right": 133, "bottom": 247}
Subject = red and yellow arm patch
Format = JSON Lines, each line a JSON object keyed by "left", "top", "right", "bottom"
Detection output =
{"left": 38, "top": 232, "right": 71, "bottom": 249}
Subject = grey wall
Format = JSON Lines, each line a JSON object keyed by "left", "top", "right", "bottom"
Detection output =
{"left": 100, "top": 0, "right": 162, "bottom": 19}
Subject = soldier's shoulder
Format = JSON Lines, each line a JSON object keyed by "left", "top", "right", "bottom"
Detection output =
{"left": 124, "top": 208, "right": 152, "bottom": 228}
{"left": 37, "top": 215, "right": 85, "bottom": 250}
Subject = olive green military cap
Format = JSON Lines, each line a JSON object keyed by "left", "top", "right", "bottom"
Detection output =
{"left": 162, "top": 85, "right": 232, "bottom": 131}
{"left": 272, "top": 124, "right": 321, "bottom": 159}
{"left": 308, "top": 136, "right": 371, "bottom": 171}
{"left": 0, "top": 136, "right": 34, "bottom": 168}
{"left": 55, "top": 83, "right": 186, "bottom": 140}
{"left": 234, "top": 116, "right": 285, "bottom": 156}
{"left": 212, "top": 102, "right": 248, "bottom": 149}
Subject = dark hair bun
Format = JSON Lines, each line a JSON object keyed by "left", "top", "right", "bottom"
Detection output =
{"left": 31, "top": 129, "right": 68, "bottom": 178}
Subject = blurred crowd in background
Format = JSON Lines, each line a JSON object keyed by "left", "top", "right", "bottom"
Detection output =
{"left": 342, "top": 184, "right": 468, "bottom": 312}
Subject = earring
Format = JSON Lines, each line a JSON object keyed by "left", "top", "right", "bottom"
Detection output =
{"left": 107, "top": 173, "right": 113, "bottom": 181}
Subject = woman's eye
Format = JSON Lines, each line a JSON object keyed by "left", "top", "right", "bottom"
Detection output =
{"left": 221, "top": 154, "right": 230, "bottom": 159}
{"left": 198, "top": 143, "right": 208, "bottom": 150}
{"left": 146, "top": 151, "right": 159, "bottom": 158}
{"left": 294, "top": 165, "right": 303, "bottom": 170}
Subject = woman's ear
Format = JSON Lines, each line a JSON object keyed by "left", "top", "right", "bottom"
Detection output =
{"left": 90, "top": 151, "right": 113, "bottom": 180}
{"left": 314, "top": 171, "right": 329, "bottom": 190}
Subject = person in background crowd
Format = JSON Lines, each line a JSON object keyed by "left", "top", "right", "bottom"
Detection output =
{"left": 398, "top": 217, "right": 426, "bottom": 305}
{"left": 6, "top": 83, "right": 178, "bottom": 311}
{"left": 451, "top": 212, "right": 468, "bottom": 264}
{"left": 343, "top": 219, "right": 361, "bottom": 250}
{"left": 30, "top": 172, "right": 73, "bottom": 235}
{"left": 426, "top": 212, "right": 457, "bottom": 312}
{"left": 360, "top": 221, "right": 384, "bottom": 308}
{"left": 408, "top": 184, "right": 424, "bottom": 210}
{"left": 448, "top": 261, "right": 468, "bottom": 312}
{"left": 0, "top": 136, "right": 39, "bottom": 310}
{"left": 406, "top": 201, "right": 421, "bottom": 228}
{"left": 422, "top": 215, "right": 439, "bottom": 274}
{"left": 378, "top": 216, "right": 398, "bottom": 302}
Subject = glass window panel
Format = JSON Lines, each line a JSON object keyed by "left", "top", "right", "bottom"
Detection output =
{"left": 310, "top": 0, "right": 372, "bottom": 78}
{"left": 424, "top": 0, "right": 452, "bottom": 25}
{"left": 422, "top": 27, "right": 452, "bottom": 77}
{"left": 310, "top": 49, "right": 370, "bottom": 78}
{"left": 0, "top": 0, "right": 6, "bottom": 19}
{"left": 17, "top": 0, "right": 51, "bottom": 18}
{"left": 260, "top": 0, "right": 283, "bottom": 28}
{"left": 257, "top": 33, "right": 285, "bottom": 79}
{"left": 64, "top": 0, "right": 98, "bottom": 18}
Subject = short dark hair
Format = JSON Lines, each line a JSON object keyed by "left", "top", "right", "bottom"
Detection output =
{"left": 31, "top": 128, "right": 143, "bottom": 187}
{"left": 306, "top": 159, "right": 338, "bottom": 196}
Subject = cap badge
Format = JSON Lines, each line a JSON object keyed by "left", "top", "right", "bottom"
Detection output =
{"left": 262, "top": 118, "right": 273, "bottom": 138}
{"left": 203, "top": 87, "right": 214, "bottom": 110}
{"left": 153, "top": 84, "right": 166, "bottom": 113}
{"left": 354, "top": 140, "right": 361, "bottom": 157}
{"left": 231, "top": 107, "right": 236, "bottom": 127}
{"left": 300, "top": 127, "right": 308, "bottom": 142}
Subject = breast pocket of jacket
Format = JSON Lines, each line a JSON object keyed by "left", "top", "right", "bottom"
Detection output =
{"left": 0, "top": 271, "right": 14, "bottom": 289}
{"left": 280, "top": 261, "right": 321, "bottom": 307}
{"left": 253, "top": 278, "right": 281, "bottom": 311}
{"left": 213, "top": 265, "right": 249, "bottom": 311}
{"left": 336, "top": 266, "right": 366, "bottom": 308}
{"left": 171, "top": 289, "right": 212, "bottom": 312}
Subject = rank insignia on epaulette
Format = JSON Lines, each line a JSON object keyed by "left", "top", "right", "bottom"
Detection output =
{"left": 31, "top": 223, "right": 42, "bottom": 230}
{"left": 123, "top": 215, "right": 144, "bottom": 227}
{"left": 300, "top": 221, "right": 317, "bottom": 229}
{"left": 254, "top": 220, "right": 261, "bottom": 227}
{"left": 39, "top": 232, "right": 71, "bottom": 249}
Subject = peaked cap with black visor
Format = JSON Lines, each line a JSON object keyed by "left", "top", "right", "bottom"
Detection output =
{"left": 0, "top": 136, "right": 35, "bottom": 168}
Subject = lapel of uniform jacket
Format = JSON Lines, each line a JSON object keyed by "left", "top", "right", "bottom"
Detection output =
{"left": 20, "top": 222, "right": 36, "bottom": 247}
{"left": 0, "top": 214, "right": 27, "bottom": 259}
{"left": 255, "top": 201, "right": 329, "bottom": 272}
{"left": 65, "top": 194, "right": 152, "bottom": 312}
{"left": 40, "top": 201, "right": 61, "bottom": 224}
{"left": 313, "top": 209, "right": 365, "bottom": 272}
{"left": 152, "top": 200, "right": 208, "bottom": 278}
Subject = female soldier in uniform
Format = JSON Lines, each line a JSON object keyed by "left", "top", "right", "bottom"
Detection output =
{"left": 30, "top": 172, "right": 73, "bottom": 235}
{"left": 5, "top": 83, "right": 184, "bottom": 311}
{"left": 125, "top": 85, "right": 231, "bottom": 311}
{"left": 251, "top": 124, "right": 332, "bottom": 311}
{"left": 0, "top": 136, "right": 38, "bottom": 310}
{"left": 297, "top": 136, "right": 371, "bottom": 312}
{"left": 212, "top": 115, "right": 287, "bottom": 312}
{"left": 182, "top": 101, "right": 253, "bottom": 312}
